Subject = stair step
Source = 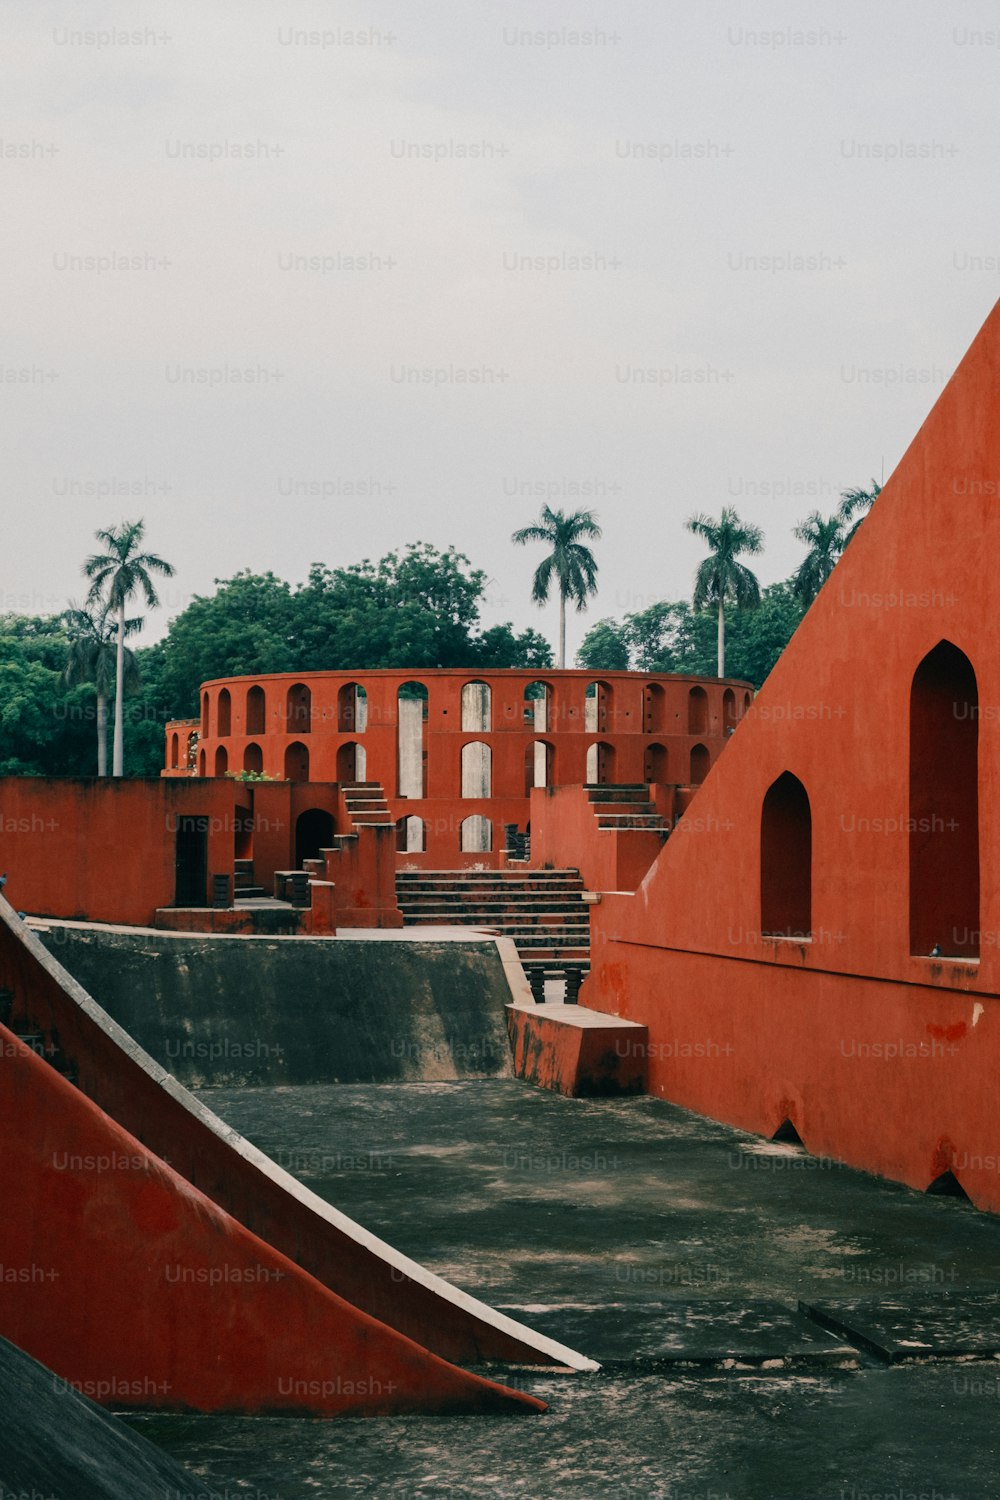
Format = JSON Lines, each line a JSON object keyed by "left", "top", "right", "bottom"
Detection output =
{"left": 396, "top": 880, "right": 584, "bottom": 893}
{"left": 395, "top": 870, "right": 582, "bottom": 879}
{"left": 578, "top": 786, "right": 650, "bottom": 798}
{"left": 599, "top": 822, "right": 668, "bottom": 834}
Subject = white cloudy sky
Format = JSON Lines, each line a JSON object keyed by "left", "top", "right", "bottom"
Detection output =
{"left": 2, "top": 0, "right": 998, "bottom": 659}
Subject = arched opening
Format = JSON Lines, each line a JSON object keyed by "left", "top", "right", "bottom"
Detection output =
{"left": 525, "top": 740, "right": 554, "bottom": 794}
{"left": 460, "top": 814, "right": 492, "bottom": 853}
{"left": 644, "top": 743, "right": 668, "bottom": 783}
{"left": 461, "top": 741, "right": 492, "bottom": 798}
{"left": 524, "top": 681, "right": 551, "bottom": 731}
{"left": 761, "top": 771, "right": 812, "bottom": 938}
{"left": 461, "top": 680, "right": 492, "bottom": 732}
{"left": 688, "top": 686, "right": 708, "bottom": 736}
{"left": 295, "top": 808, "right": 334, "bottom": 867}
{"left": 926, "top": 1170, "right": 972, "bottom": 1201}
{"left": 246, "top": 685, "right": 266, "bottom": 736}
{"left": 643, "top": 682, "right": 666, "bottom": 733}
{"left": 198, "top": 748, "right": 207, "bottom": 776}
{"left": 337, "top": 741, "right": 367, "bottom": 782}
{"left": 286, "top": 682, "right": 311, "bottom": 735}
{"left": 243, "top": 742, "right": 263, "bottom": 775}
{"left": 284, "top": 740, "right": 309, "bottom": 782}
{"left": 170, "top": 732, "right": 179, "bottom": 769}
{"left": 910, "top": 641, "right": 979, "bottom": 958}
{"left": 690, "top": 744, "right": 710, "bottom": 784}
{"left": 585, "top": 680, "right": 611, "bottom": 734}
{"left": 743, "top": 691, "right": 752, "bottom": 715}
{"left": 337, "top": 682, "right": 368, "bottom": 734}
{"left": 200, "top": 691, "right": 209, "bottom": 736}
{"left": 214, "top": 745, "right": 228, "bottom": 777}
{"left": 723, "top": 689, "right": 737, "bottom": 734}
{"left": 772, "top": 1119, "right": 804, "bottom": 1146}
{"left": 585, "top": 741, "right": 615, "bottom": 785}
{"left": 396, "top": 815, "right": 426, "bottom": 853}
{"left": 217, "top": 688, "right": 232, "bottom": 737}
{"left": 186, "top": 732, "right": 198, "bottom": 771}
{"left": 234, "top": 804, "right": 253, "bottom": 860}
{"left": 397, "top": 681, "right": 428, "bottom": 797}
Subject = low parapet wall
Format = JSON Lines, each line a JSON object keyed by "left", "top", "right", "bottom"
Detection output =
{"left": 33, "top": 922, "right": 517, "bottom": 1086}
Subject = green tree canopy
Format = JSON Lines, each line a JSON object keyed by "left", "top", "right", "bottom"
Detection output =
{"left": 575, "top": 619, "right": 630, "bottom": 671}
{"left": 577, "top": 583, "right": 804, "bottom": 689}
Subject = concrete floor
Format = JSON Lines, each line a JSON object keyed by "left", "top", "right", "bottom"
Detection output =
{"left": 133, "top": 1080, "right": 1000, "bottom": 1499}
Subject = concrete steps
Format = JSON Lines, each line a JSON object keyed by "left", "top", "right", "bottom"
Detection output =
{"left": 586, "top": 783, "right": 670, "bottom": 836}
{"left": 396, "top": 868, "right": 591, "bottom": 997}
{"left": 342, "top": 780, "right": 394, "bottom": 828}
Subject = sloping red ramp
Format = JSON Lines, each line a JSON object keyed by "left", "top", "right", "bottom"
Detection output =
{"left": 0, "top": 899, "right": 596, "bottom": 1414}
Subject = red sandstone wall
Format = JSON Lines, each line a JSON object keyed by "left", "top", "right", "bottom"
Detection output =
{"left": 529, "top": 785, "right": 667, "bottom": 892}
{"left": 0, "top": 780, "right": 245, "bottom": 926}
{"left": 585, "top": 297, "right": 1000, "bottom": 1209}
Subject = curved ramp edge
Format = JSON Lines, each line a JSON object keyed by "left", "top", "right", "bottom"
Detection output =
{"left": 0, "top": 898, "right": 598, "bottom": 1376}
{"left": 2, "top": 1026, "right": 544, "bottom": 1415}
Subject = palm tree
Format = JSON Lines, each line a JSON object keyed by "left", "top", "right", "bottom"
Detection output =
{"left": 63, "top": 602, "right": 142, "bottom": 775}
{"left": 84, "top": 520, "right": 175, "bottom": 777}
{"left": 511, "top": 506, "right": 601, "bottom": 668}
{"left": 838, "top": 479, "right": 881, "bottom": 543}
{"left": 686, "top": 507, "right": 764, "bottom": 677}
{"left": 792, "top": 511, "right": 845, "bottom": 608}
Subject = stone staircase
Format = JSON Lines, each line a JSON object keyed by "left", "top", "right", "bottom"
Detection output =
{"left": 395, "top": 869, "right": 591, "bottom": 1000}
{"left": 234, "top": 858, "right": 268, "bottom": 901}
{"left": 341, "top": 781, "right": 393, "bottom": 827}
{"left": 584, "top": 782, "right": 671, "bottom": 833}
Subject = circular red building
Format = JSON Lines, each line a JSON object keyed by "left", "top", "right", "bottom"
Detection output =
{"left": 165, "top": 668, "right": 751, "bottom": 866}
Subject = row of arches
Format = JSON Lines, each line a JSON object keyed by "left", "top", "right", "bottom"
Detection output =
{"left": 394, "top": 814, "right": 493, "bottom": 854}
{"left": 292, "top": 809, "right": 496, "bottom": 862}
{"left": 197, "top": 738, "right": 713, "bottom": 789}
{"left": 200, "top": 678, "right": 752, "bottom": 740}
{"left": 205, "top": 682, "right": 370, "bottom": 739}
{"left": 759, "top": 641, "right": 979, "bottom": 959}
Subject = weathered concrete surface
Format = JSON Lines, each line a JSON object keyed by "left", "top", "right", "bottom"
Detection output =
{"left": 507, "top": 999, "right": 648, "bottom": 1096}
{"left": 495, "top": 1298, "right": 858, "bottom": 1370}
{"left": 0, "top": 1335, "right": 203, "bottom": 1499}
{"left": 804, "top": 1288, "right": 1000, "bottom": 1363}
{"left": 143, "top": 1079, "right": 1000, "bottom": 1497}
{"left": 34, "top": 921, "right": 515, "bottom": 1085}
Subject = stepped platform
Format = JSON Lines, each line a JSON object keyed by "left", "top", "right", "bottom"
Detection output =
{"left": 397, "top": 867, "right": 592, "bottom": 998}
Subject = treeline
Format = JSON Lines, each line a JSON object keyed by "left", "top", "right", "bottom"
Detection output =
{"left": 0, "top": 543, "right": 551, "bottom": 778}
{"left": 576, "top": 582, "right": 804, "bottom": 686}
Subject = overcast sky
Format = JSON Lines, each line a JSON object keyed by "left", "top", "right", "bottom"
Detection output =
{"left": 3, "top": 0, "right": 998, "bottom": 660}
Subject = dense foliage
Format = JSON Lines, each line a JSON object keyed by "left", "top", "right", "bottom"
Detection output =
{"left": 0, "top": 544, "right": 553, "bottom": 777}
{"left": 576, "top": 582, "right": 805, "bottom": 688}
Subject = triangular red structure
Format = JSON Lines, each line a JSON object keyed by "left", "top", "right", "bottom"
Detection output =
{"left": 588, "top": 298, "right": 1000, "bottom": 1209}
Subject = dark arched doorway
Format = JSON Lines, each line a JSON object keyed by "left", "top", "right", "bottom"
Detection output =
{"left": 761, "top": 771, "right": 812, "bottom": 938}
{"left": 910, "top": 641, "right": 979, "bottom": 957}
{"left": 295, "top": 808, "right": 334, "bottom": 867}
